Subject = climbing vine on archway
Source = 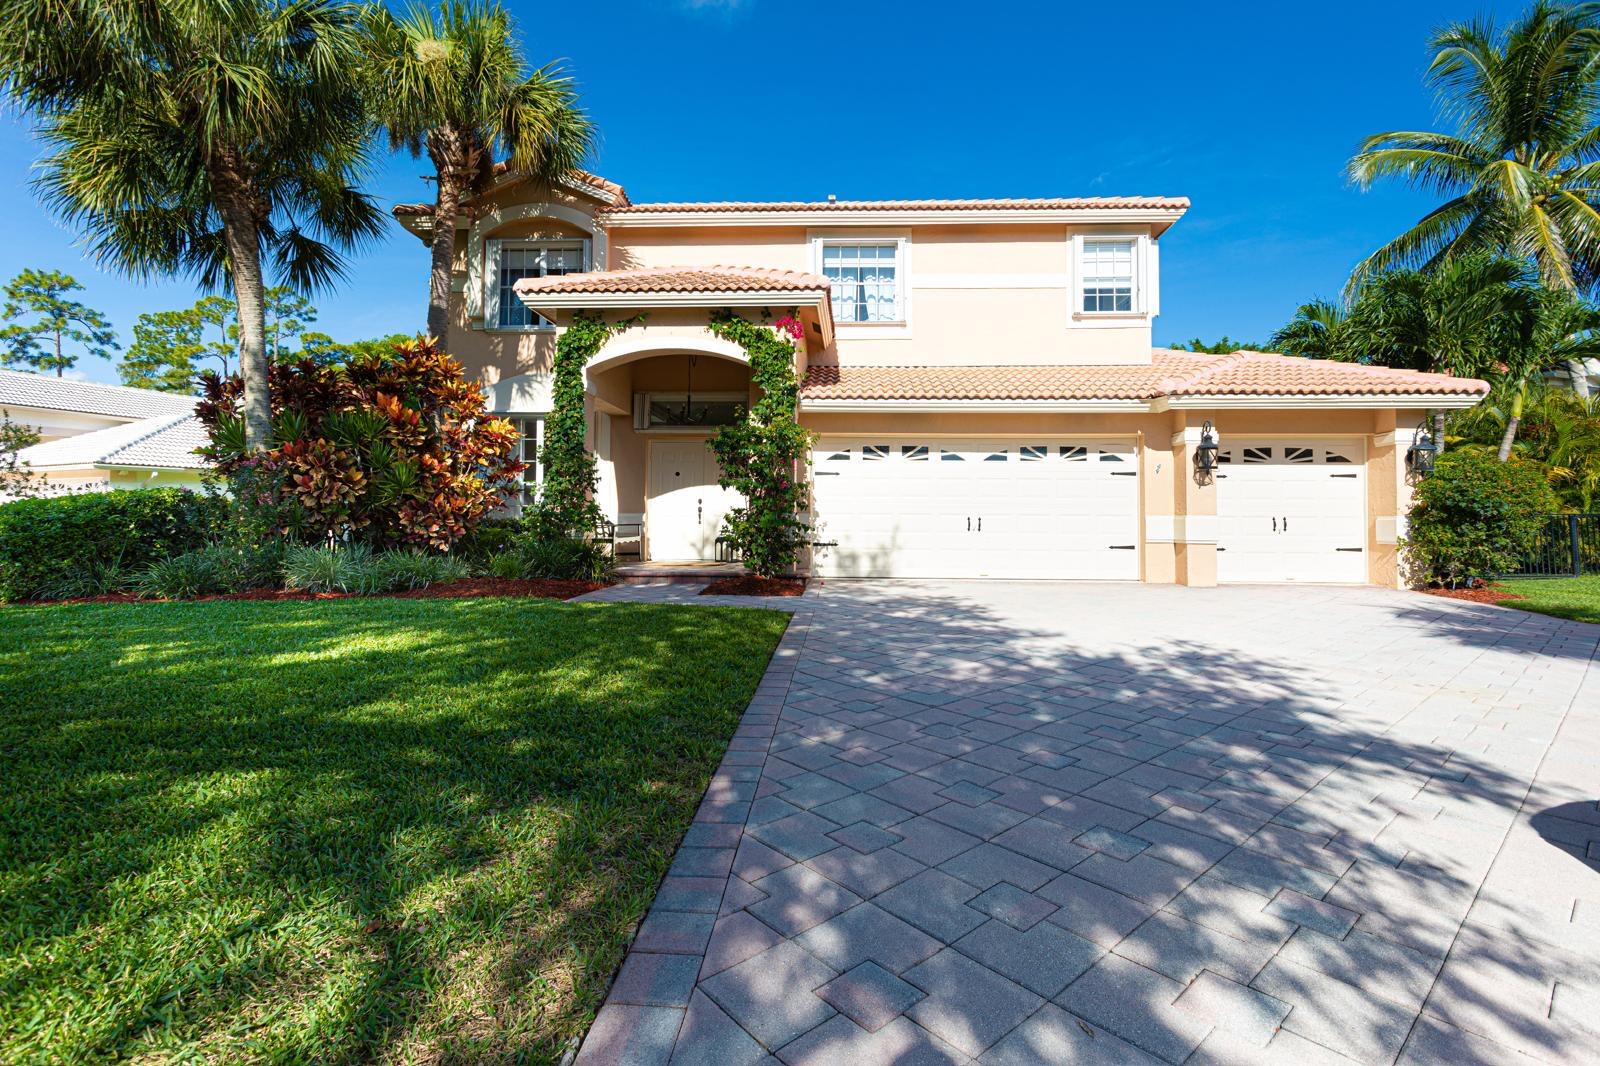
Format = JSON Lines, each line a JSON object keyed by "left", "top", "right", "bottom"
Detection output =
{"left": 534, "top": 310, "right": 641, "bottom": 539}
{"left": 706, "top": 310, "right": 815, "bottom": 577}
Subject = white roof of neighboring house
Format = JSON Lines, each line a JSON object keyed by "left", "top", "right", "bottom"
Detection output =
{"left": 0, "top": 368, "right": 197, "bottom": 420}
{"left": 17, "top": 412, "right": 209, "bottom": 471}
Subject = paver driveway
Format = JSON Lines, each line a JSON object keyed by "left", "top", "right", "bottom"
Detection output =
{"left": 574, "top": 581, "right": 1600, "bottom": 1065}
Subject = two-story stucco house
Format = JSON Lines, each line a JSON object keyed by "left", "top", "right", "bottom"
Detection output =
{"left": 394, "top": 168, "right": 1487, "bottom": 588}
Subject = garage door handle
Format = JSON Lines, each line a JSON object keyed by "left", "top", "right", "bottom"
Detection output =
{"left": 1330, "top": 473, "right": 1358, "bottom": 478}
{"left": 815, "top": 471, "right": 840, "bottom": 476}
{"left": 1336, "top": 547, "right": 1364, "bottom": 552}
{"left": 1109, "top": 544, "right": 1136, "bottom": 550}
{"left": 1110, "top": 471, "right": 1137, "bottom": 476}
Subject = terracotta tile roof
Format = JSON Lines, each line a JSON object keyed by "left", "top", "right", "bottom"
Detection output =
{"left": 1158, "top": 350, "right": 1489, "bottom": 397}
{"left": 392, "top": 168, "right": 628, "bottom": 218}
{"left": 513, "top": 265, "right": 831, "bottom": 296}
{"left": 605, "top": 196, "right": 1189, "bottom": 214}
{"left": 799, "top": 351, "right": 1490, "bottom": 402}
{"left": 0, "top": 368, "right": 197, "bottom": 420}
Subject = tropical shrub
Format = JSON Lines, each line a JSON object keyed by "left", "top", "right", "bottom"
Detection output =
{"left": 706, "top": 312, "right": 814, "bottom": 577}
{"left": 135, "top": 543, "right": 285, "bottom": 599}
{"left": 0, "top": 488, "right": 228, "bottom": 601}
{"left": 455, "top": 517, "right": 523, "bottom": 564}
{"left": 1451, "top": 385, "right": 1600, "bottom": 511}
{"left": 198, "top": 339, "right": 523, "bottom": 551}
{"left": 1404, "top": 451, "right": 1558, "bottom": 586}
{"left": 486, "top": 535, "right": 614, "bottom": 583}
{"left": 281, "top": 544, "right": 470, "bottom": 594}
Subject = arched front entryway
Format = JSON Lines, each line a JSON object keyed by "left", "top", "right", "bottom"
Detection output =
{"left": 586, "top": 333, "right": 754, "bottom": 562}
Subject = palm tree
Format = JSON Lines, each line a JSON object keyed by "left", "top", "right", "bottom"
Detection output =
{"left": 1495, "top": 287, "right": 1600, "bottom": 458}
{"left": 1348, "top": 2, "right": 1600, "bottom": 395}
{"left": 0, "top": 0, "right": 384, "bottom": 450}
{"left": 1342, "top": 254, "right": 1536, "bottom": 451}
{"left": 363, "top": 0, "right": 595, "bottom": 341}
{"left": 1269, "top": 299, "right": 1350, "bottom": 360}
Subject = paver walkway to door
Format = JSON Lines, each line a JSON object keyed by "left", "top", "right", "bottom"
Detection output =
{"left": 572, "top": 581, "right": 1600, "bottom": 1065}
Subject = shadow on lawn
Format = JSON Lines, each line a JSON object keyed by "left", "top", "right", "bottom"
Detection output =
{"left": 0, "top": 599, "right": 786, "bottom": 1062}
{"left": 2, "top": 585, "right": 1593, "bottom": 1063}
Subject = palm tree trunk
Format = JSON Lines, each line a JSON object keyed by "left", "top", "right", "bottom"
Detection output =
{"left": 1571, "top": 359, "right": 1592, "bottom": 398}
{"left": 209, "top": 161, "right": 271, "bottom": 451}
{"left": 1496, "top": 385, "right": 1526, "bottom": 462}
{"left": 1434, "top": 411, "right": 1447, "bottom": 458}
{"left": 426, "top": 163, "right": 464, "bottom": 343}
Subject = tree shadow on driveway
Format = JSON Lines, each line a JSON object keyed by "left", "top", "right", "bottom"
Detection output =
{"left": 603, "top": 579, "right": 1600, "bottom": 1065}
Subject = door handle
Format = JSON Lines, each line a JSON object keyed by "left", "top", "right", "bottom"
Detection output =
{"left": 698, "top": 499, "right": 703, "bottom": 523}
{"left": 1272, "top": 517, "right": 1277, "bottom": 532}
{"left": 967, "top": 517, "right": 971, "bottom": 531}
{"left": 1283, "top": 516, "right": 1288, "bottom": 532}
{"left": 977, "top": 517, "right": 982, "bottom": 532}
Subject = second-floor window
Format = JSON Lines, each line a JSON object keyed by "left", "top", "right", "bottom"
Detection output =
{"left": 495, "top": 241, "right": 584, "bottom": 328}
{"left": 1080, "top": 238, "right": 1136, "bottom": 313}
{"left": 822, "top": 242, "right": 901, "bottom": 323}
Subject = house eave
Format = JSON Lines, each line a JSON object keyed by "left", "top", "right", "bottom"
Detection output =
{"left": 799, "top": 398, "right": 1152, "bottom": 413}
{"left": 602, "top": 208, "right": 1187, "bottom": 234}
{"left": 1155, "top": 392, "right": 1486, "bottom": 411}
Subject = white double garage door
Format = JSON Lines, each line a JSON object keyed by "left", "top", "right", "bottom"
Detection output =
{"left": 811, "top": 436, "right": 1368, "bottom": 583}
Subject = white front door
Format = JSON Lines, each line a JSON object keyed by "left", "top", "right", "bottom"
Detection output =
{"left": 810, "top": 437, "right": 1141, "bottom": 579}
{"left": 647, "top": 440, "right": 739, "bottom": 561}
{"left": 1217, "top": 439, "right": 1368, "bottom": 584}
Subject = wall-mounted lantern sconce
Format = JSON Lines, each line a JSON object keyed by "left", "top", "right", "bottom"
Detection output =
{"left": 1195, "top": 420, "right": 1220, "bottom": 475}
{"left": 1405, "top": 423, "right": 1437, "bottom": 479}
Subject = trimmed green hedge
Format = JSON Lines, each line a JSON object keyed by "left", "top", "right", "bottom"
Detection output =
{"left": 1404, "top": 451, "right": 1558, "bottom": 587}
{"left": 0, "top": 489, "right": 228, "bottom": 601}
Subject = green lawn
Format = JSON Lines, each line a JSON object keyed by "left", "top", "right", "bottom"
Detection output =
{"left": 0, "top": 598, "right": 787, "bottom": 1063}
{"left": 1503, "top": 574, "right": 1600, "bottom": 624}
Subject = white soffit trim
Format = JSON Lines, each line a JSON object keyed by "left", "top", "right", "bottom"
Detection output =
{"left": 519, "top": 290, "right": 828, "bottom": 312}
{"left": 604, "top": 208, "right": 1188, "bottom": 228}
{"left": 1157, "top": 392, "right": 1483, "bottom": 410}
{"left": 799, "top": 398, "right": 1150, "bottom": 413}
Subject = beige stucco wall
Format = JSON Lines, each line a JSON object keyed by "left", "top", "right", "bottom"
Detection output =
{"left": 427, "top": 184, "right": 1163, "bottom": 371}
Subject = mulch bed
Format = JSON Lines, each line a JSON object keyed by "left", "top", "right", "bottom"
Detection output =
{"left": 700, "top": 576, "right": 807, "bottom": 597}
{"left": 1421, "top": 584, "right": 1526, "bottom": 607}
{"left": 46, "top": 577, "right": 604, "bottom": 606}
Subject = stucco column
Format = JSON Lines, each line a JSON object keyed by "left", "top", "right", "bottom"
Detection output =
{"left": 1170, "top": 414, "right": 1219, "bottom": 587}
{"left": 1369, "top": 411, "right": 1422, "bottom": 588}
{"left": 1140, "top": 428, "right": 1178, "bottom": 584}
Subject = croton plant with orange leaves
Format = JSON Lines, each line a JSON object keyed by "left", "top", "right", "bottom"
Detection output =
{"left": 197, "top": 339, "right": 522, "bottom": 550}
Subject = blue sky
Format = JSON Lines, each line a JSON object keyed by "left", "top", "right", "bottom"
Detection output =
{"left": 0, "top": 0, "right": 1532, "bottom": 384}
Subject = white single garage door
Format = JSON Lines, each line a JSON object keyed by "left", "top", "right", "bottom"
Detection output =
{"left": 1217, "top": 439, "right": 1367, "bottom": 584}
{"left": 811, "top": 437, "right": 1140, "bottom": 579}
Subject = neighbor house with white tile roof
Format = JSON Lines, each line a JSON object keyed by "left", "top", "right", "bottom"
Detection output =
{"left": 1, "top": 368, "right": 207, "bottom": 496}
{"left": 394, "top": 170, "right": 1487, "bottom": 587}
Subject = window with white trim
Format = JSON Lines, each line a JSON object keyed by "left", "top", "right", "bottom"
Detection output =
{"left": 1080, "top": 238, "right": 1136, "bottom": 313}
{"left": 490, "top": 240, "right": 585, "bottom": 329}
{"left": 506, "top": 415, "right": 544, "bottom": 506}
{"left": 821, "top": 242, "right": 902, "bottom": 323}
